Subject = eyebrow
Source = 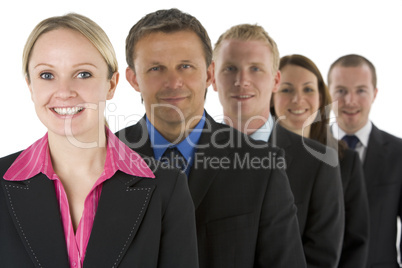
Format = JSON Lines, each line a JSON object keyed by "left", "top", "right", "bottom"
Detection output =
{"left": 356, "top": 85, "right": 369, "bottom": 89}
{"left": 302, "top": 81, "right": 314, "bottom": 86}
{"left": 73, "top": 63, "right": 98, "bottom": 69}
{"left": 282, "top": 82, "right": 294, "bottom": 86}
{"left": 33, "top": 63, "right": 54, "bottom": 70}
{"left": 33, "top": 63, "right": 98, "bottom": 69}
{"left": 281, "top": 81, "right": 315, "bottom": 86}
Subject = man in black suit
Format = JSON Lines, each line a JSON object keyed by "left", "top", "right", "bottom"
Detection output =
{"left": 211, "top": 24, "right": 346, "bottom": 267}
{"left": 328, "top": 54, "right": 402, "bottom": 268}
{"left": 116, "top": 8, "right": 306, "bottom": 268}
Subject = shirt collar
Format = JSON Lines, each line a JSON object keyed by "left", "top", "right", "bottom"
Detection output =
{"left": 146, "top": 111, "right": 206, "bottom": 162}
{"left": 4, "top": 127, "right": 155, "bottom": 181}
{"left": 248, "top": 114, "right": 274, "bottom": 142}
{"left": 332, "top": 120, "right": 372, "bottom": 147}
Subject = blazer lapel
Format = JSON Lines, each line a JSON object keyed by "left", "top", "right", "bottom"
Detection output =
{"left": 121, "top": 113, "right": 229, "bottom": 210}
{"left": 363, "top": 125, "right": 386, "bottom": 189}
{"left": 188, "top": 114, "right": 230, "bottom": 210}
{"left": 83, "top": 172, "right": 155, "bottom": 267}
{"left": 2, "top": 175, "right": 69, "bottom": 268}
{"left": 269, "top": 124, "right": 294, "bottom": 168}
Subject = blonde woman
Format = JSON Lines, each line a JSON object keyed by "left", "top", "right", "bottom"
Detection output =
{"left": 0, "top": 13, "right": 198, "bottom": 268}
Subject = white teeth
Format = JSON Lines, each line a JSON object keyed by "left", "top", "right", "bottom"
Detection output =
{"left": 53, "top": 107, "right": 84, "bottom": 115}
{"left": 237, "top": 95, "right": 252, "bottom": 99}
{"left": 344, "top": 111, "right": 358, "bottom": 114}
{"left": 291, "top": 109, "right": 305, "bottom": 114}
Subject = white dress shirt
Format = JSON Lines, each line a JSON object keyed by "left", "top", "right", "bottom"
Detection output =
{"left": 331, "top": 120, "right": 372, "bottom": 162}
{"left": 249, "top": 114, "right": 275, "bottom": 142}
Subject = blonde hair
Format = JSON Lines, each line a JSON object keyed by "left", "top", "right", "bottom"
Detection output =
{"left": 213, "top": 24, "right": 280, "bottom": 73}
{"left": 23, "top": 13, "right": 118, "bottom": 82}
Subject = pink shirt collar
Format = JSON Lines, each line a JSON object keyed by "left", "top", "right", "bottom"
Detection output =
{"left": 4, "top": 128, "right": 155, "bottom": 181}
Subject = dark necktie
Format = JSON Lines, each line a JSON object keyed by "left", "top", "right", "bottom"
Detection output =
{"left": 342, "top": 135, "right": 360, "bottom": 149}
{"left": 162, "top": 147, "right": 187, "bottom": 172}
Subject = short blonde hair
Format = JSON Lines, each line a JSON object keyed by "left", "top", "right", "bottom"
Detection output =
{"left": 23, "top": 13, "right": 118, "bottom": 82}
{"left": 213, "top": 24, "right": 280, "bottom": 73}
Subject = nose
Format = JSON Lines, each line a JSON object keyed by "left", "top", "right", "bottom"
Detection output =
{"left": 165, "top": 70, "right": 183, "bottom": 89}
{"left": 344, "top": 92, "right": 356, "bottom": 104}
{"left": 234, "top": 70, "right": 251, "bottom": 87}
{"left": 291, "top": 91, "right": 302, "bottom": 103}
{"left": 55, "top": 78, "right": 77, "bottom": 99}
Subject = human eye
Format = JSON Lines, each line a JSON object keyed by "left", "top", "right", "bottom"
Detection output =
{"left": 181, "top": 64, "right": 191, "bottom": 69}
{"left": 40, "top": 72, "right": 54, "bottom": 80}
{"left": 149, "top": 66, "right": 161, "bottom": 72}
{"left": 357, "top": 88, "right": 367, "bottom": 94}
{"left": 280, "top": 88, "right": 290, "bottom": 93}
{"left": 304, "top": 87, "right": 314, "bottom": 93}
{"left": 251, "top": 66, "right": 261, "bottom": 72}
{"left": 224, "top": 65, "right": 236, "bottom": 72}
{"left": 336, "top": 88, "right": 345, "bottom": 95}
{"left": 77, "top": 72, "right": 92, "bottom": 79}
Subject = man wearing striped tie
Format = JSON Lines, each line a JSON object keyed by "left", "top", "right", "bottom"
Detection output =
{"left": 328, "top": 54, "right": 402, "bottom": 268}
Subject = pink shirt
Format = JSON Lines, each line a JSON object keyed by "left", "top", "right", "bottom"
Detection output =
{"left": 4, "top": 128, "right": 154, "bottom": 268}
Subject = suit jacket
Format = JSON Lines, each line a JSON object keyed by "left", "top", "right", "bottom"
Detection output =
{"left": 116, "top": 113, "right": 307, "bottom": 268}
{"left": 363, "top": 124, "right": 402, "bottom": 268}
{"left": 0, "top": 151, "right": 198, "bottom": 267}
{"left": 338, "top": 148, "right": 370, "bottom": 268}
{"left": 270, "top": 124, "right": 345, "bottom": 268}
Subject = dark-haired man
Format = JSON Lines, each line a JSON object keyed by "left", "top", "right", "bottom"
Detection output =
{"left": 116, "top": 8, "right": 306, "bottom": 268}
{"left": 329, "top": 54, "right": 402, "bottom": 268}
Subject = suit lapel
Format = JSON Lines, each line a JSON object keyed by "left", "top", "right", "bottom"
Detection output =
{"left": 125, "top": 114, "right": 230, "bottom": 210}
{"left": 2, "top": 175, "right": 69, "bottom": 268}
{"left": 188, "top": 114, "right": 230, "bottom": 210}
{"left": 269, "top": 124, "right": 294, "bottom": 168}
{"left": 84, "top": 172, "right": 155, "bottom": 267}
{"left": 363, "top": 125, "right": 386, "bottom": 189}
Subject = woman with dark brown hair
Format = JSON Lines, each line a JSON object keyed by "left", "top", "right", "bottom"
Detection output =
{"left": 272, "top": 54, "right": 370, "bottom": 267}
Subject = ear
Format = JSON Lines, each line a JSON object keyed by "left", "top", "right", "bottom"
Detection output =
{"left": 210, "top": 61, "right": 218, "bottom": 92}
{"left": 106, "top": 72, "right": 119, "bottom": 100}
{"left": 272, "top": 70, "right": 281, "bottom": 93}
{"left": 372, "top": 87, "right": 378, "bottom": 103}
{"left": 25, "top": 76, "right": 34, "bottom": 101}
{"left": 206, "top": 62, "right": 213, "bottom": 89}
{"left": 126, "top": 67, "right": 141, "bottom": 92}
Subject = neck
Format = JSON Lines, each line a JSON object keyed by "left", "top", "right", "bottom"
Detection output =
{"left": 47, "top": 129, "right": 107, "bottom": 179}
{"left": 152, "top": 117, "right": 201, "bottom": 144}
{"left": 338, "top": 120, "right": 368, "bottom": 135}
{"left": 224, "top": 114, "right": 268, "bottom": 135}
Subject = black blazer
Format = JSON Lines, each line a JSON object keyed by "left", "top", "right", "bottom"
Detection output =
{"left": 270, "top": 124, "right": 345, "bottom": 268}
{"left": 0, "top": 151, "right": 199, "bottom": 267}
{"left": 338, "top": 148, "right": 370, "bottom": 268}
{"left": 116, "top": 113, "right": 307, "bottom": 268}
{"left": 363, "top": 124, "right": 402, "bottom": 268}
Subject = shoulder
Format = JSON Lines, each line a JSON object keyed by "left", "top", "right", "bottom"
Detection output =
{"left": 207, "top": 116, "right": 282, "bottom": 154}
{"left": 379, "top": 129, "right": 402, "bottom": 146}
{"left": 138, "top": 152, "right": 185, "bottom": 189}
{"left": 288, "top": 132, "right": 338, "bottom": 166}
{"left": 0, "top": 151, "right": 22, "bottom": 177}
{"left": 115, "top": 119, "right": 146, "bottom": 140}
{"left": 371, "top": 125, "right": 402, "bottom": 152}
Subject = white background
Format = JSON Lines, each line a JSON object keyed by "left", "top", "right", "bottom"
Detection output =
{"left": 1, "top": 0, "right": 402, "bottom": 157}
